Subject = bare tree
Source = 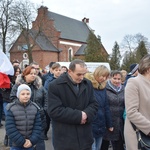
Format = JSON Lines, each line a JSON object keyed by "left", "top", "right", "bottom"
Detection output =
{"left": 121, "top": 33, "right": 150, "bottom": 53}
{"left": 120, "top": 33, "right": 149, "bottom": 70}
{"left": 120, "top": 34, "right": 136, "bottom": 53}
{"left": 0, "top": 0, "right": 60, "bottom": 62}
{"left": 0, "top": 0, "right": 14, "bottom": 54}
{"left": 11, "top": 0, "right": 37, "bottom": 63}
{"left": 134, "top": 33, "right": 150, "bottom": 52}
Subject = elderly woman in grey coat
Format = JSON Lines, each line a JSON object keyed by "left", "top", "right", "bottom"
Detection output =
{"left": 124, "top": 54, "right": 150, "bottom": 150}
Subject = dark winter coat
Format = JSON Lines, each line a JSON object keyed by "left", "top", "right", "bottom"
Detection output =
{"left": 47, "top": 73, "right": 98, "bottom": 150}
{"left": 1, "top": 75, "right": 15, "bottom": 103}
{"left": 1, "top": 88, "right": 12, "bottom": 103}
{"left": 84, "top": 73, "right": 112, "bottom": 138}
{"left": 124, "top": 74, "right": 135, "bottom": 87}
{"left": 0, "top": 90, "right": 3, "bottom": 101}
{"left": 6, "top": 99, "right": 41, "bottom": 147}
{"left": 103, "top": 80, "right": 125, "bottom": 141}
{"left": 42, "top": 71, "right": 53, "bottom": 86}
{"left": 44, "top": 76, "right": 56, "bottom": 91}
{"left": 10, "top": 74, "right": 47, "bottom": 111}
{"left": 10, "top": 75, "right": 48, "bottom": 130}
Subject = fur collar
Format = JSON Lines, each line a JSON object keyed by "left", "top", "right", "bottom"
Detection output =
{"left": 84, "top": 73, "right": 106, "bottom": 90}
{"left": 15, "top": 74, "right": 42, "bottom": 89}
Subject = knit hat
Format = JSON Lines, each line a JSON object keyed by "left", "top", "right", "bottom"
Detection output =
{"left": 129, "top": 63, "right": 139, "bottom": 75}
{"left": 16, "top": 84, "right": 31, "bottom": 98}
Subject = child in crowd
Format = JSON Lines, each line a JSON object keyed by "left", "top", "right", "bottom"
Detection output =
{"left": 5, "top": 84, "right": 42, "bottom": 150}
{"left": 43, "top": 63, "right": 62, "bottom": 139}
{"left": 44, "top": 63, "right": 62, "bottom": 91}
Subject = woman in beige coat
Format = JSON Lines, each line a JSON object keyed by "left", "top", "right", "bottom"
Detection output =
{"left": 124, "top": 54, "right": 150, "bottom": 150}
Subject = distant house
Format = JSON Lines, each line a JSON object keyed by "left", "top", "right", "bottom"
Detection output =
{"left": 9, "top": 6, "right": 108, "bottom": 69}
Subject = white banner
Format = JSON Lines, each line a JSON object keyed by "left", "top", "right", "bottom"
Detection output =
{"left": 0, "top": 51, "right": 14, "bottom": 75}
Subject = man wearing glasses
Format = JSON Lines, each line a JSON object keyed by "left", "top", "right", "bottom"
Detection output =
{"left": 30, "top": 62, "right": 42, "bottom": 79}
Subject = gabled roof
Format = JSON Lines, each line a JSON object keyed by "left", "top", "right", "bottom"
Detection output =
{"left": 30, "top": 30, "right": 59, "bottom": 52}
{"left": 47, "top": 11, "right": 90, "bottom": 43}
{"left": 75, "top": 44, "right": 87, "bottom": 55}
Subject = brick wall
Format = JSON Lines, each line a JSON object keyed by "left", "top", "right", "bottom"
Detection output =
{"left": 10, "top": 6, "right": 107, "bottom": 70}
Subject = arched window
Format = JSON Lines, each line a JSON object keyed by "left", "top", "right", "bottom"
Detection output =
{"left": 68, "top": 47, "right": 73, "bottom": 61}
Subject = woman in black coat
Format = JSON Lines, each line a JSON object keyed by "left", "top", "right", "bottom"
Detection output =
{"left": 10, "top": 66, "right": 47, "bottom": 150}
{"left": 101, "top": 70, "right": 125, "bottom": 150}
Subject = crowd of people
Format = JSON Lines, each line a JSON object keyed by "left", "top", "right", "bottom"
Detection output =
{"left": 0, "top": 58, "right": 69, "bottom": 150}
{"left": 0, "top": 53, "right": 150, "bottom": 150}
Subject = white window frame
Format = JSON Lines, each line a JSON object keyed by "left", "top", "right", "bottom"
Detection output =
{"left": 68, "top": 47, "right": 73, "bottom": 61}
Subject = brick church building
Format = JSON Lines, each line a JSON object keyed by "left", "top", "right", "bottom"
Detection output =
{"left": 9, "top": 6, "right": 108, "bottom": 69}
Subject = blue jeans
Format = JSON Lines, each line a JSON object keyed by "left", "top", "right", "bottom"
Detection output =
{"left": 0, "top": 100, "right": 3, "bottom": 124}
{"left": 35, "top": 139, "right": 45, "bottom": 150}
{"left": 92, "top": 137, "right": 103, "bottom": 150}
{"left": 10, "top": 147, "right": 33, "bottom": 150}
{"left": 3, "top": 102, "right": 8, "bottom": 116}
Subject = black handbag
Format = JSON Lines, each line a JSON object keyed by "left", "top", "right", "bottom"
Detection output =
{"left": 131, "top": 122, "right": 150, "bottom": 150}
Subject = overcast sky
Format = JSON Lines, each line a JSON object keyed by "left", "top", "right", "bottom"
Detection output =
{"left": 31, "top": 0, "right": 150, "bottom": 54}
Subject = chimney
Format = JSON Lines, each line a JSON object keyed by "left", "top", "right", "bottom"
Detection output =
{"left": 38, "top": 6, "right": 48, "bottom": 16}
{"left": 82, "top": 17, "right": 89, "bottom": 24}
